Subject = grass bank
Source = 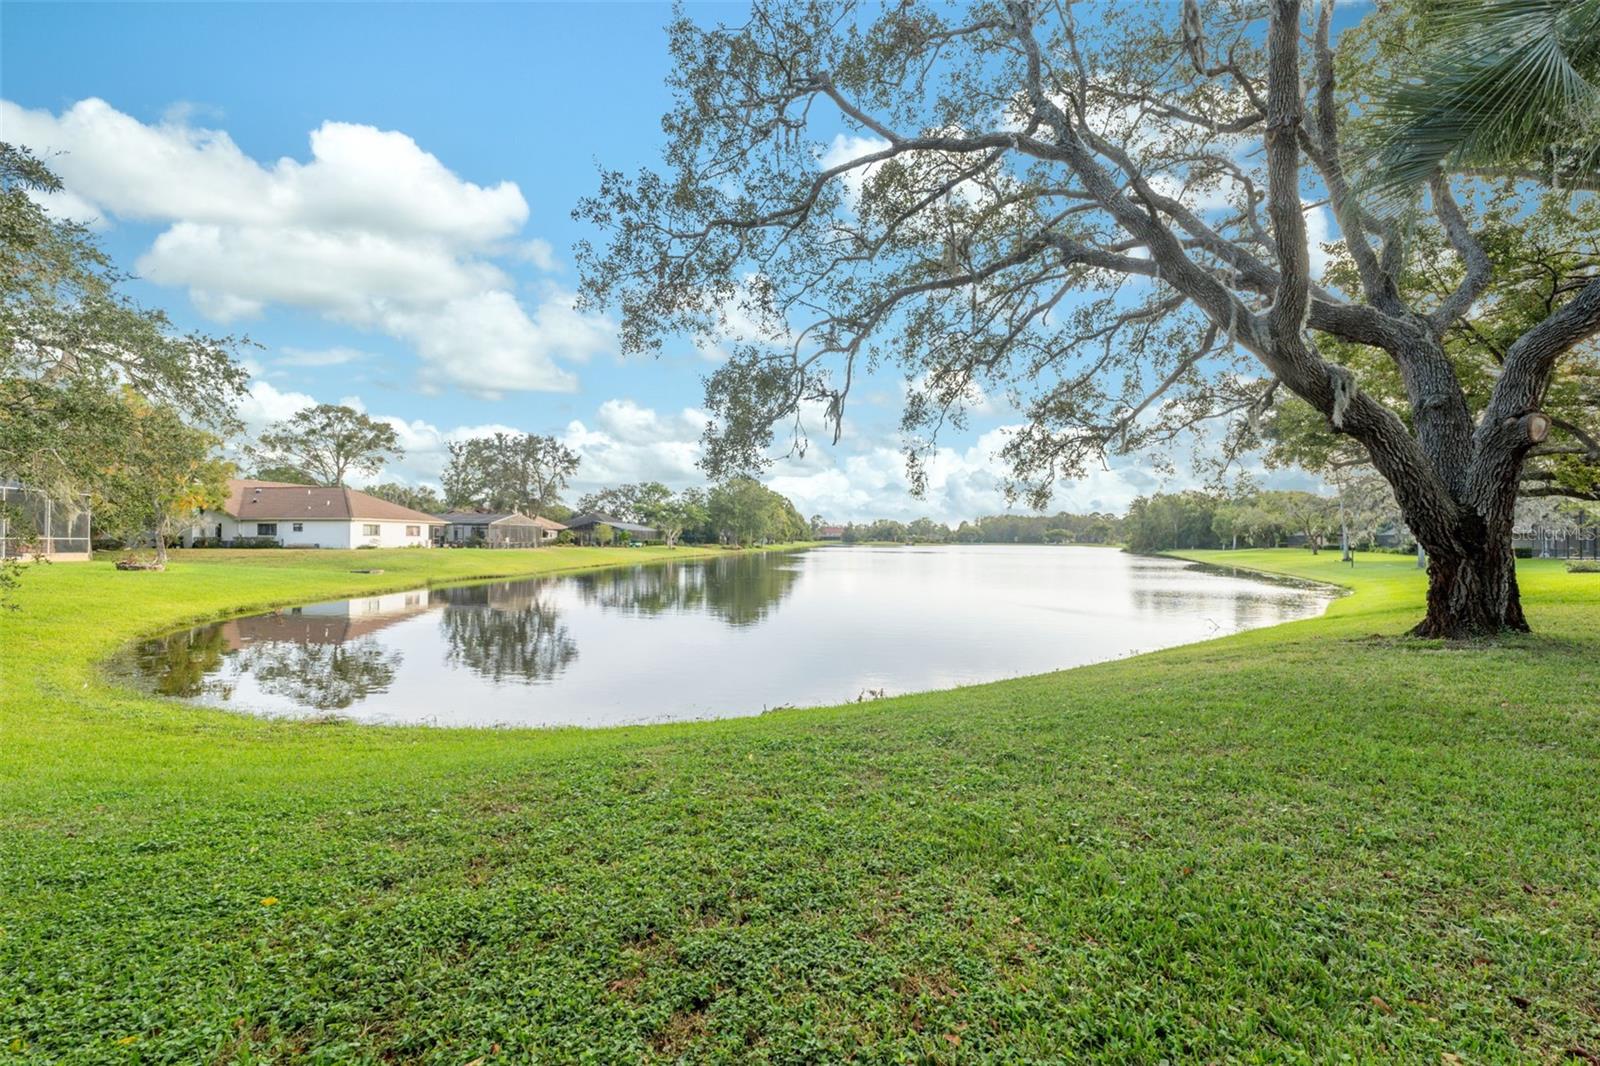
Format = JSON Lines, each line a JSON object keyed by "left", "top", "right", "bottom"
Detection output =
{"left": 2, "top": 548, "right": 1597, "bottom": 1063}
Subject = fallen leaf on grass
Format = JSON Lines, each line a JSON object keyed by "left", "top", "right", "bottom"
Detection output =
{"left": 1370, "top": 995, "right": 1394, "bottom": 1015}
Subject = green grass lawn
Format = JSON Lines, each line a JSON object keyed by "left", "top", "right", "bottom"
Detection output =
{"left": 2, "top": 547, "right": 1597, "bottom": 1063}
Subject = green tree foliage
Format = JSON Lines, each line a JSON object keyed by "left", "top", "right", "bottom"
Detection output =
{"left": 644, "top": 486, "right": 709, "bottom": 548}
{"left": 249, "top": 404, "right": 402, "bottom": 487}
{"left": 1, "top": 144, "right": 247, "bottom": 497}
{"left": 364, "top": 482, "right": 445, "bottom": 515}
{"left": 705, "top": 477, "right": 807, "bottom": 545}
{"left": 574, "top": 0, "right": 1600, "bottom": 636}
{"left": 1121, "top": 490, "right": 1354, "bottom": 554}
{"left": 1353, "top": 0, "right": 1600, "bottom": 204}
{"left": 442, "top": 432, "right": 578, "bottom": 515}
{"left": 1260, "top": 191, "right": 1600, "bottom": 503}
{"left": 572, "top": 482, "right": 712, "bottom": 545}
{"left": 91, "top": 391, "right": 233, "bottom": 566}
{"left": 248, "top": 465, "right": 317, "bottom": 486}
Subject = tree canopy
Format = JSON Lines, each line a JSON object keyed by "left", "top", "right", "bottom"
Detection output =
{"left": 1, "top": 144, "right": 247, "bottom": 497}
{"left": 249, "top": 404, "right": 402, "bottom": 487}
{"left": 442, "top": 432, "right": 579, "bottom": 515}
{"left": 364, "top": 482, "right": 445, "bottom": 515}
{"left": 91, "top": 391, "right": 233, "bottom": 565}
{"left": 577, "top": 0, "right": 1600, "bottom": 636}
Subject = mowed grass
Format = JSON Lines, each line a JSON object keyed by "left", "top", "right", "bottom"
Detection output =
{"left": 2, "top": 547, "right": 1597, "bottom": 1063}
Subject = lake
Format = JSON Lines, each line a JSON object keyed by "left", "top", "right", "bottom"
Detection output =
{"left": 127, "top": 546, "right": 1335, "bottom": 728}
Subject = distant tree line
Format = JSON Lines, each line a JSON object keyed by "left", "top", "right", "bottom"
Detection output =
{"left": 822, "top": 480, "right": 1410, "bottom": 557}
{"left": 1122, "top": 481, "right": 1406, "bottom": 555}
{"left": 826, "top": 512, "right": 1123, "bottom": 545}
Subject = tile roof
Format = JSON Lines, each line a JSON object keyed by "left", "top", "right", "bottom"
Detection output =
{"left": 221, "top": 480, "right": 443, "bottom": 524}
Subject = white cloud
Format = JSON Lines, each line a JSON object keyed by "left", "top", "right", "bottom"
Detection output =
{"left": 2, "top": 97, "right": 610, "bottom": 395}
{"left": 819, "top": 132, "right": 891, "bottom": 204}
{"left": 517, "top": 237, "right": 559, "bottom": 272}
{"left": 234, "top": 379, "right": 318, "bottom": 434}
{"left": 277, "top": 346, "right": 372, "bottom": 368}
{"left": 1305, "top": 200, "right": 1335, "bottom": 282}
{"left": 561, "top": 399, "right": 707, "bottom": 490}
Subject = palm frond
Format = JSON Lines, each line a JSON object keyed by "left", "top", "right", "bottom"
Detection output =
{"left": 1355, "top": 0, "right": 1600, "bottom": 208}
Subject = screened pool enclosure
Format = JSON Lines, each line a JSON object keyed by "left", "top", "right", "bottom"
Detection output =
{"left": 0, "top": 481, "right": 92, "bottom": 560}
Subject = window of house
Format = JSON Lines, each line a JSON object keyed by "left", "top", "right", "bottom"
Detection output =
{"left": 406, "top": 525, "right": 421, "bottom": 536}
{"left": 362, "top": 523, "right": 381, "bottom": 536}
{"left": 256, "top": 523, "right": 277, "bottom": 536}
{"left": 292, "top": 522, "right": 303, "bottom": 532}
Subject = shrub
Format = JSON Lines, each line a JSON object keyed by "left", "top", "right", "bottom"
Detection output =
{"left": 228, "top": 537, "right": 282, "bottom": 549}
{"left": 1514, "top": 546, "right": 1535, "bottom": 558}
{"left": 1567, "top": 560, "right": 1600, "bottom": 573}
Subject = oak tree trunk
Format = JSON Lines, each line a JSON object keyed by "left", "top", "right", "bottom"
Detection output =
{"left": 1410, "top": 484, "right": 1527, "bottom": 639}
{"left": 1414, "top": 542, "right": 1526, "bottom": 638}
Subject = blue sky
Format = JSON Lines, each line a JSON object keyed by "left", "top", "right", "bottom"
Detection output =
{"left": 2, "top": 1, "right": 1326, "bottom": 520}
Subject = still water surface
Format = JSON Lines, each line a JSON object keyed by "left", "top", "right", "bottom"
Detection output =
{"left": 128, "top": 546, "right": 1333, "bottom": 727}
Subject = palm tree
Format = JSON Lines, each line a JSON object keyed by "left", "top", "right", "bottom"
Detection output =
{"left": 1358, "top": 0, "right": 1600, "bottom": 203}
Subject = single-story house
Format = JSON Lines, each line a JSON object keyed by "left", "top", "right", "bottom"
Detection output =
{"left": 817, "top": 524, "right": 845, "bottom": 541}
{"left": 435, "top": 510, "right": 566, "bottom": 547}
{"left": 0, "top": 479, "right": 92, "bottom": 561}
{"left": 186, "top": 479, "right": 443, "bottom": 548}
{"left": 564, "top": 512, "right": 660, "bottom": 545}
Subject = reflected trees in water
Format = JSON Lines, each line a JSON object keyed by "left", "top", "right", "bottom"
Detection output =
{"left": 133, "top": 627, "right": 401, "bottom": 710}
{"left": 571, "top": 553, "right": 800, "bottom": 627}
{"left": 239, "top": 638, "right": 401, "bottom": 710}
{"left": 434, "top": 582, "right": 579, "bottom": 684}
{"left": 133, "top": 626, "right": 232, "bottom": 699}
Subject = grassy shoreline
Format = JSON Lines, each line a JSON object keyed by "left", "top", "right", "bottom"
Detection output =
{"left": 4, "top": 547, "right": 1598, "bottom": 1062}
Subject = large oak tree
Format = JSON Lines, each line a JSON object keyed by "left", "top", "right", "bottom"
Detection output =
{"left": 578, "top": 0, "right": 1600, "bottom": 637}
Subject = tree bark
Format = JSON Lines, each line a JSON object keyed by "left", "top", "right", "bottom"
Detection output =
{"left": 1414, "top": 538, "right": 1527, "bottom": 638}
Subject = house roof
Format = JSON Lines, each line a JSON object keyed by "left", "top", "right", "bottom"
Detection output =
{"left": 221, "top": 480, "right": 444, "bottom": 524}
{"left": 564, "top": 512, "right": 659, "bottom": 535}
{"left": 436, "top": 511, "right": 568, "bottom": 530}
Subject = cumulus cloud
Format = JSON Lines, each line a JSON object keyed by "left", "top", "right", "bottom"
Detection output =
{"left": 561, "top": 399, "right": 708, "bottom": 491}
{"left": 277, "top": 346, "right": 372, "bottom": 368}
{"left": 1, "top": 97, "right": 609, "bottom": 395}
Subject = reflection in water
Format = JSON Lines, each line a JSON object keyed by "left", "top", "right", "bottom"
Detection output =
{"left": 435, "top": 582, "right": 578, "bottom": 683}
{"left": 135, "top": 625, "right": 232, "bottom": 699}
{"left": 570, "top": 552, "right": 800, "bottom": 627}
{"left": 134, "top": 603, "right": 408, "bottom": 710}
{"left": 235, "top": 638, "right": 400, "bottom": 710}
{"left": 126, "top": 547, "right": 1335, "bottom": 728}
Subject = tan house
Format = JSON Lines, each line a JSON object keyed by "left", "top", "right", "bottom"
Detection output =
{"left": 187, "top": 480, "right": 443, "bottom": 548}
{"left": 435, "top": 510, "right": 567, "bottom": 547}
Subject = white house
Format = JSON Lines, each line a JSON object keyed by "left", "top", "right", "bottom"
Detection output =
{"left": 187, "top": 479, "right": 443, "bottom": 549}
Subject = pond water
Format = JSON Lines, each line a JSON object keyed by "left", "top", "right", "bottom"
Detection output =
{"left": 125, "top": 546, "right": 1334, "bottom": 728}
